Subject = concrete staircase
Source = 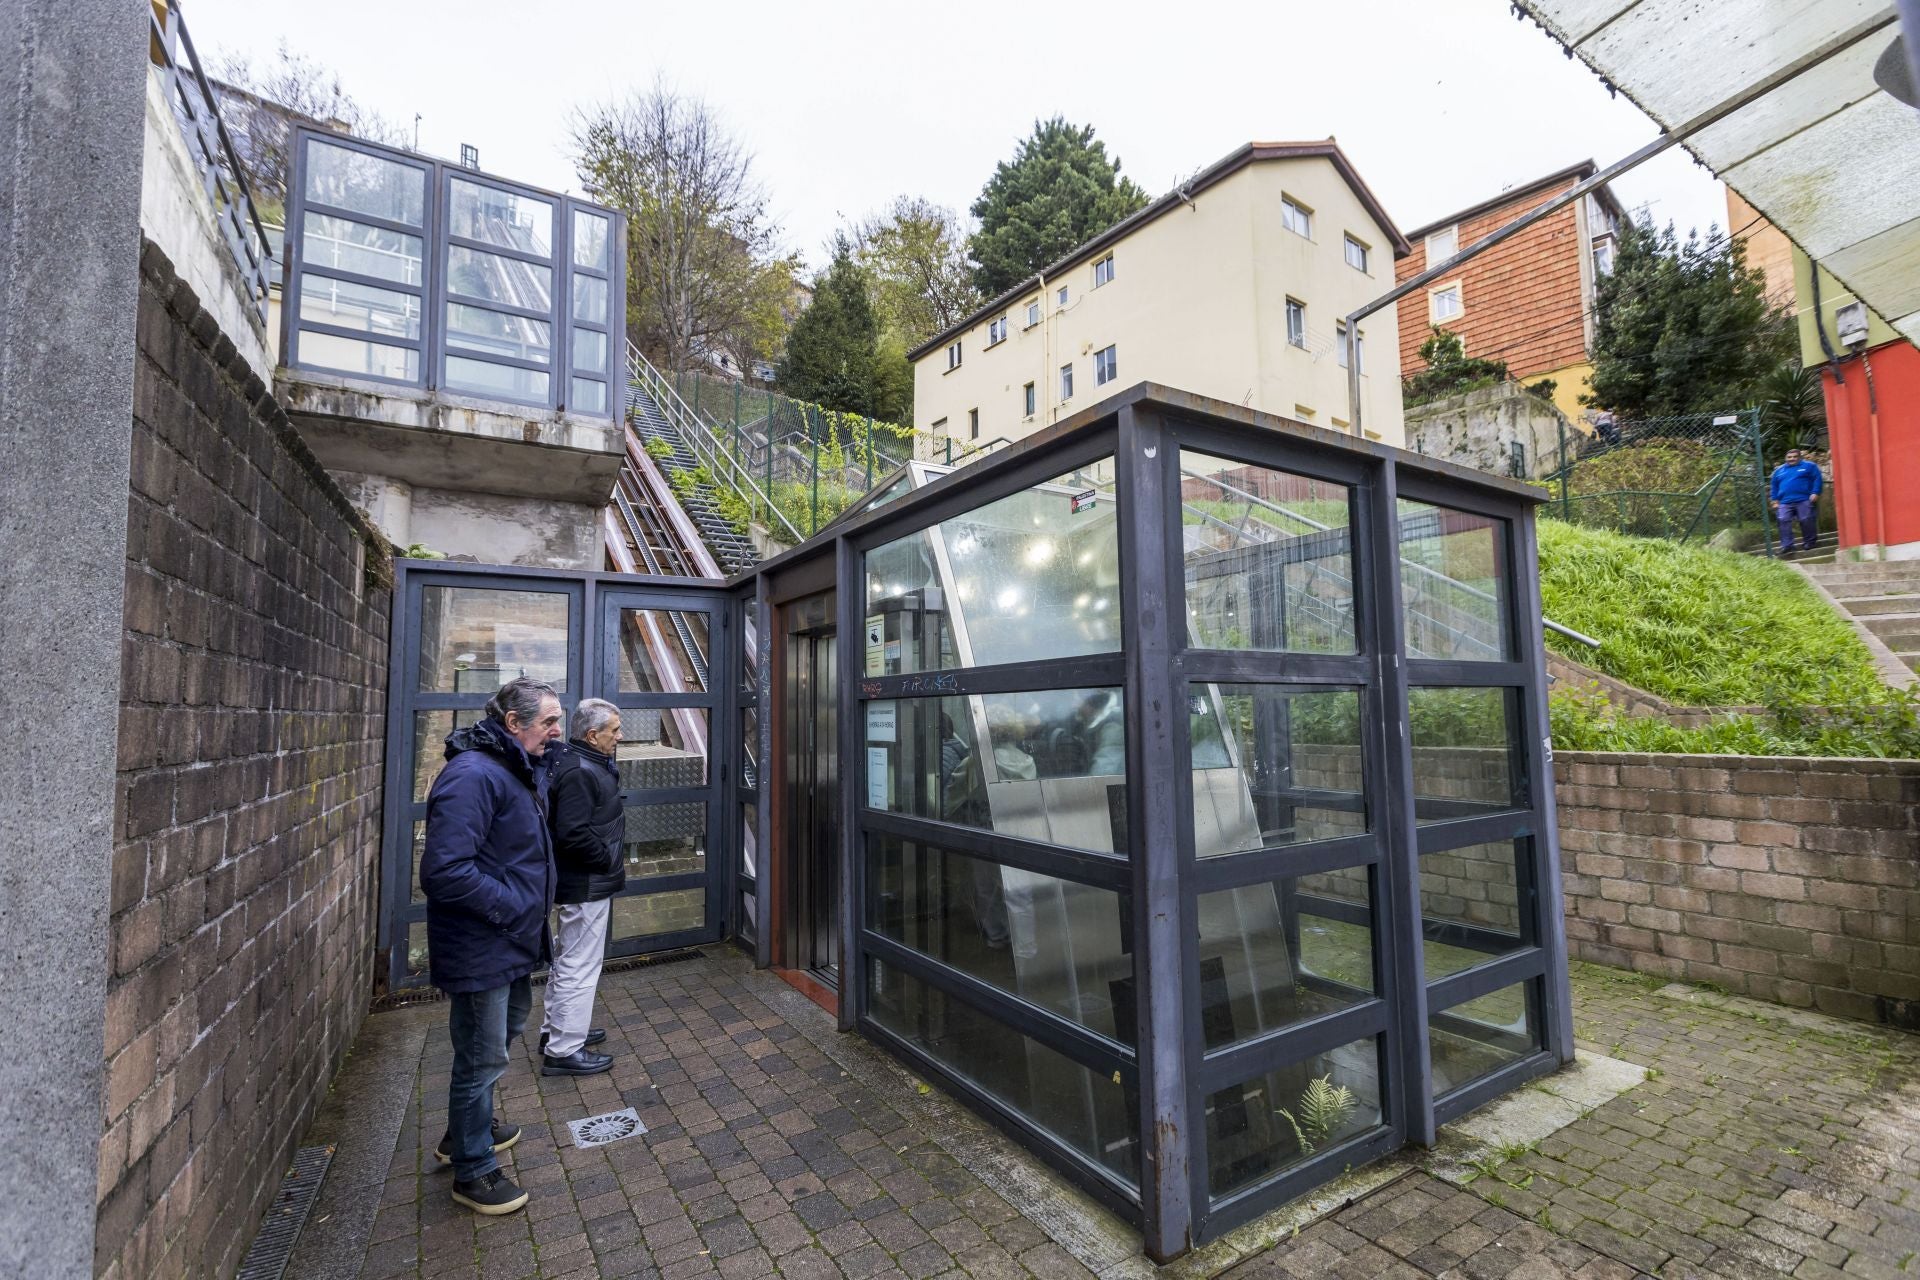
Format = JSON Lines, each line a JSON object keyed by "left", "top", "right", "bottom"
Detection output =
{"left": 626, "top": 381, "right": 760, "bottom": 576}
{"left": 1802, "top": 560, "right": 1920, "bottom": 674}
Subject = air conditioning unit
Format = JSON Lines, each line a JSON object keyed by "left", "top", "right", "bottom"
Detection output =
{"left": 1837, "top": 301, "right": 1870, "bottom": 349}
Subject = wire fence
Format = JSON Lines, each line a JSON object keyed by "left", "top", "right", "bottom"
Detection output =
{"left": 1540, "top": 408, "right": 1815, "bottom": 553}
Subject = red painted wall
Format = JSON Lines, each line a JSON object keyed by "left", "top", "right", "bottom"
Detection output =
{"left": 1821, "top": 339, "right": 1920, "bottom": 552}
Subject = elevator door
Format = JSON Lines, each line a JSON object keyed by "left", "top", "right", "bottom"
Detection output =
{"left": 785, "top": 626, "right": 839, "bottom": 985}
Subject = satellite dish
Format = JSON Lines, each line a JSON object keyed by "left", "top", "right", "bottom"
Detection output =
{"left": 1875, "top": 33, "right": 1917, "bottom": 108}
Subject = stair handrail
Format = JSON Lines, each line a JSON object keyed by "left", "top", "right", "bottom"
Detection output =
{"left": 627, "top": 343, "right": 804, "bottom": 545}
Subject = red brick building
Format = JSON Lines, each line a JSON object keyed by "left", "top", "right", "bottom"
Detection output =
{"left": 1395, "top": 161, "right": 1625, "bottom": 423}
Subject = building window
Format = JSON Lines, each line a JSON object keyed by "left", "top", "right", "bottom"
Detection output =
{"left": 1281, "top": 195, "right": 1313, "bottom": 238}
{"left": 1025, "top": 299, "right": 1041, "bottom": 328}
{"left": 1285, "top": 297, "right": 1306, "bottom": 348}
{"left": 1344, "top": 235, "right": 1369, "bottom": 273}
{"left": 1023, "top": 381, "right": 1036, "bottom": 417}
{"left": 1427, "top": 225, "right": 1459, "bottom": 262}
{"left": 1057, "top": 285, "right": 1069, "bottom": 307}
{"left": 1094, "top": 344, "right": 1117, "bottom": 386}
{"left": 1093, "top": 253, "right": 1115, "bottom": 288}
{"left": 1430, "top": 283, "right": 1463, "bottom": 323}
{"left": 1592, "top": 237, "right": 1616, "bottom": 275}
{"left": 1335, "top": 321, "right": 1364, "bottom": 372}
{"left": 969, "top": 408, "right": 980, "bottom": 439}
{"left": 1060, "top": 362, "right": 1073, "bottom": 401}
{"left": 947, "top": 341, "right": 962, "bottom": 370}
{"left": 931, "top": 417, "right": 947, "bottom": 435}
{"left": 988, "top": 315, "right": 1008, "bottom": 345}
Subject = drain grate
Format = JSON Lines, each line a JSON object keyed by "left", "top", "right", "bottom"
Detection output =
{"left": 567, "top": 1107, "right": 647, "bottom": 1149}
{"left": 235, "top": 1145, "right": 333, "bottom": 1280}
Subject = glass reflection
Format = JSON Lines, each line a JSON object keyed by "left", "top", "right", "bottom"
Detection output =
{"left": 867, "top": 833, "right": 1134, "bottom": 1046}
{"left": 573, "top": 274, "right": 609, "bottom": 324}
{"left": 1420, "top": 841, "right": 1528, "bottom": 979}
{"left": 621, "top": 802, "right": 705, "bottom": 878}
{"left": 616, "top": 710, "right": 708, "bottom": 790}
{"left": 571, "top": 378, "right": 608, "bottom": 415}
{"left": 444, "top": 356, "right": 549, "bottom": 403}
{"left": 867, "top": 965, "right": 1139, "bottom": 1189}
{"left": 415, "top": 586, "right": 569, "bottom": 692}
{"left": 573, "top": 210, "right": 611, "bottom": 269}
{"left": 446, "top": 303, "right": 551, "bottom": 365}
{"left": 611, "top": 888, "right": 704, "bottom": 940}
{"left": 299, "top": 273, "right": 420, "bottom": 340}
{"left": 301, "top": 213, "right": 422, "bottom": 285}
{"left": 1207, "top": 1036, "right": 1382, "bottom": 1201}
{"left": 298, "top": 332, "right": 419, "bottom": 382}
{"left": 572, "top": 327, "right": 608, "bottom": 374}
{"left": 1180, "top": 452, "right": 1356, "bottom": 654}
{"left": 1430, "top": 979, "right": 1539, "bottom": 1097}
{"left": 1408, "top": 687, "right": 1522, "bottom": 824}
{"left": 303, "top": 140, "right": 424, "bottom": 226}
{"left": 1200, "top": 686, "right": 1365, "bottom": 856}
{"left": 447, "top": 245, "right": 553, "bottom": 312}
{"left": 1194, "top": 865, "right": 1375, "bottom": 1052}
{"left": 618, "top": 608, "right": 709, "bottom": 692}
{"left": 1398, "top": 500, "right": 1511, "bottom": 660}
{"left": 449, "top": 179, "right": 553, "bottom": 258}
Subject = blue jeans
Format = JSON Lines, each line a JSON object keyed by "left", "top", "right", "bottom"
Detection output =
{"left": 443, "top": 975, "right": 531, "bottom": 1182}
{"left": 1777, "top": 499, "right": 1817, "bottom": 551}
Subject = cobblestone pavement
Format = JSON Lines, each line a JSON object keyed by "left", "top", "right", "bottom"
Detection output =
{"left": 340, "top": 955, "right": 1919, "bottom": 1280}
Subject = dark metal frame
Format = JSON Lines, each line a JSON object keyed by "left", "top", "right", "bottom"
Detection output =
{"left": 282, "top": 126, "right": 625, "bottom": 419}
{"left": 379, "top": 559, "right": 737, "bottom": 993}
{"left": 731, "top": 385, "right": 1569, "bottom": 1260}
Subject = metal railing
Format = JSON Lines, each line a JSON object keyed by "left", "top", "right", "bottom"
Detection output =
{"left": 149, "top": 1, "right": 274, "bottom": 323}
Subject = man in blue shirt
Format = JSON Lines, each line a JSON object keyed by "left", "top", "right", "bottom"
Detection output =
{"left": 1769, "top": 448, "right": 1823, "bottom": 554}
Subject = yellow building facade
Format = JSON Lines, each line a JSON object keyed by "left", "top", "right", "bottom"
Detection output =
{"left": 909, "top": 143, "right": 1410, "bottom": 450}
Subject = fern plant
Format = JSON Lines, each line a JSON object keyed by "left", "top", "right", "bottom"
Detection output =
{"left": 1277, "top": 1075, "right": 1357, "bottom": 1156}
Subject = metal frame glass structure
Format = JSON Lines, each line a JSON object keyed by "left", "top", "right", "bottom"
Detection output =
{"left": 281, "top": 127, "right": 624, "bottom": 418}
{"left": 741, "top": 386, "right": 1570, "bottom": 1259}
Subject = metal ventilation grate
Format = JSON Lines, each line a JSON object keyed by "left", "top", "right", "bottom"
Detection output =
{"left": 235, "top": 1145, "right": 333, "bottom": 1280}
{"left": 568, "top": 1107, "right": 647, "bottom": 1149}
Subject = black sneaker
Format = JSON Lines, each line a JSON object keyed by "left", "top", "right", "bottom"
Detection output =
{"left": 451, "top": 1169, "right": 528, "bottom": 1216}
{"left": 434, "top": 1120, "right": 522, "bottom": 1166}
{"left": 541, "top": 1047, "right": 614, "bottom": 1077}
{"left": 538, "top": 1028, "right": 607, "bottom": 1053}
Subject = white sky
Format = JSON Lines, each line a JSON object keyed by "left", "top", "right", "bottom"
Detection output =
{"left": 192, "top": 0, "right": 1732, "bottom": 274}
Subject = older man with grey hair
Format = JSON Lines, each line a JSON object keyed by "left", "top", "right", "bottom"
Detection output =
{"left": 538, "top": 698, "right": 625, "bottom": 1077}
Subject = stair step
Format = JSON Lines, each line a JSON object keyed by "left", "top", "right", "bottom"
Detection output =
{"left": 1839, "top": 594, "right": 1920, "bottom": 616}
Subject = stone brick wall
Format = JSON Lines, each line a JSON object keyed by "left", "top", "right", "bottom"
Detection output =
{"left": 98, "top": 242, "right": 392, "bottom": 1279}
{"left": 1555, "top": 751, "right": 1920, "bottom": 1029}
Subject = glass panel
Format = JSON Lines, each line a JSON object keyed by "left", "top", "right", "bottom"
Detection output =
{"left": 1180, "top": 452, "right": 1356, "bottom": 654}
{"left": 615, "top": 709, "right": 709, "bottom": 790}
{"left": 573, "top": 327, "right": 608, "bottom": 374}
{"left": 411, "top": 709, "right": 484, "bottom": 802}
{"left": 741, "top": 707, "right": 759, "bottom": 789}
{"left": 573, "top": 273, "right": 609, "bottom": 324}
{"left": 611, "top": 888, "right": 705, "bottom": 940}
{"left": 449, "top": 178, "right": 553, "bottom": 258}
{"left": 297, "top": 331, "right": 419, "bottom": 381}
{"left": 445, "top": 303, "right": 551, "bottom": 365}
{"left": 406, "top": 920, "right": 430, "bottom": 979}
{"left": 1199, "top": 686, "right": 1364, "bottom": 857}
{"left": 621, "top": 801, "right": 705, "bottom": 878}
{"left": 447, "top": 245, "right": 553, "bottom": 312}
{"left": 863, "top": 459, "right": 1120, "bottom": 673}
{"left": 571, "top": 378, "right": 608, "bottom": 415}
{"left": 303, "top": 139, "right": 424, "bottom": 226}
{"left": 740, "top": 801, "right": 757, "bottom": 878}
{"left": 1408, "top": 687, "right": 1522, "bottom": 824}
{"left": 1397, "top": 500, "right": 1511, "bottom": 661}
{"left": 299, "top": 273, "right": 421, "bottom": 340}
{"left": 410, "top": 820, "right": 427, "bottom": 902}
{"left": 1194, "top": 866, "right": 1375, "bottom": 1051}
{"left": 573, "top": 210, "right": 611, "bottom": 269}
{"left": 416, "top": 586, "right": 570, "bottom": 692}
{"left": 1206, "top": 1035, "right": 1383, "bottom": 1202}
{"left": 300, "top": 213, "right": 423, "bottom": 285}
{"left": 863, "top": 690, "right": 1126, "bottom": 853}
{"left": 867, "top": 832, "right": 1134, "bottom": 1046}
{"left": 617, "top": 608, "right": 710, "bottom": 692}
{"left": 1430, "top": 979, "right": 1540, "bottom": 1097}
{"left": 866, "top": 965, "right": 1139, "bottom": 1189}
{"left": 444, "top": 356, "right": 550, "bottom": 403}
{"left": 1420, "top": 841, "right": 1528, "bottom": 979}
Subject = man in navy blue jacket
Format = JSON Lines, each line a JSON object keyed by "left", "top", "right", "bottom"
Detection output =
{"left": 1770, "top": 447, "right": 1824, "bottom": 554}
{"left": 420, "top": 677, "right": 563, "bottom": 1216}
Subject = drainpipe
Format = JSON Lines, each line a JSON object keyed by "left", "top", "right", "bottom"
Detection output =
{"left": 1863, "top": 348, "right": 1887, "bottom": 553}
{"left": 1037, "top": 270, "right": 1049, "bottom": 427}
{"left": 1810, "top": 264, "right": 1844, "bottom": 384}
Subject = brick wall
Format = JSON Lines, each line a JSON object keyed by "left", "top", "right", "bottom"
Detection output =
{"left": 1555, "top": 752, "right": 1920, "bottom": 1029}
{"left": 98, "top": 242, "right": 392, "bottom": 1278}
{"left": 1396, "top": 177, "right": 1591, "bottom": 381}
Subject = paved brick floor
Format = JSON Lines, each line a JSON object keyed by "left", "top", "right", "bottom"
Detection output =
{"left": 329, "top": 954, "right": 1919, "bottom": 1280}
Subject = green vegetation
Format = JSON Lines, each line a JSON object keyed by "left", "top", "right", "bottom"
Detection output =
{"left": 776, "top": 237, "right": 913, "bottom": 423}
{"left": 1402, "top": 327, "right": 1515, "bottom": 408}
{"left": 968, "top": 117, "right": 1149, "bottom": 295}
{"left": 643, "top": 437, "right": 674, "bottom": 463}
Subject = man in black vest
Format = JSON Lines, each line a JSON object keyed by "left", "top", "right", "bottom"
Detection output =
{"left": 538, "top": 698, "right": 624, "bottom": 1077}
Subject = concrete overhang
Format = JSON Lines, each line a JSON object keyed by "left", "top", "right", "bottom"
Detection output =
{"left": 1516, "top": 1, "right": 1920, "bottom": 344}
{"left": 277, "top": 369, "right": 625, "bottom": 505}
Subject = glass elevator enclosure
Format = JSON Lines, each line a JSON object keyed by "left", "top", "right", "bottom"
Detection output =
{"left": 745, "top": 388, "right": 1571, "bottom": 1259}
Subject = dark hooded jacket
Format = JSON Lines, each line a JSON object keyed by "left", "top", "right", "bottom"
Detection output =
{"left": 548, "top": 739, "right": 626, "bottom": 904}
{"left": 419, "top": 716, "right": 555, "bottom": 994}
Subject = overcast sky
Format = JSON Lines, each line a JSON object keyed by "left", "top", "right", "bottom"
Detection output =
{"left": 194, "top": 0, "right": 1733, "bottom": 273}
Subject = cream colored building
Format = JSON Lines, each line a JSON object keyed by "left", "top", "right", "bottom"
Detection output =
{"left": 909, "top": 141, "right": 1410, "bottom": 450}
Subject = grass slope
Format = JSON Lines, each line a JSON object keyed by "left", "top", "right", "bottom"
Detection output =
{"left": 1537, "top": 521, "right": 1884, "bottom": 708}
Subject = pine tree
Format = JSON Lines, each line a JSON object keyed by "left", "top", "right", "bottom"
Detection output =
{"left": 967, "top": 118, "right": 1149, "bottom": 296}
{"left": 777, "top": 239, "right": 910, "bottom": 421}
{"left": 1585, "top": 218, "right": 1794, "bottom": 420}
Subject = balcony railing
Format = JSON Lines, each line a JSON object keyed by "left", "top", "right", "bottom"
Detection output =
{"left": 149, "top": 1, "right": 275, "bottom": 323}
{"left": 280, "top": 127, "right": 625, "bottom": 420}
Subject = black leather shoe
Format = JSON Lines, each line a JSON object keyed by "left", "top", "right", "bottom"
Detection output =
{"left": 542, "top": 1047, "right": 613, "bottom": 1077}
{"left": 451, "top": 1169, "right": 528, "bottom": 1215}
{"left": 539, "top": 1028, "right": 608, "bottom": 1054}
{"left": 434, "top": 1120, "right": 521, "bottom": 1166}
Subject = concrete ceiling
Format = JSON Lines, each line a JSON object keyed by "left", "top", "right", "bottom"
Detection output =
{"left": 1516, "top": 1, "right": 1920, "bottom": 345}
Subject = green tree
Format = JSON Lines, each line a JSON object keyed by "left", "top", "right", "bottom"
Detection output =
{"left": 1585, "top": 218, "right": 1794, "bottom": 419}
{"left": 967, "top": 118, "right": 1149, "bottom": 295}
{"left": 1758, "top": 362, "right": 1826, "bottom": 462}
{"left": 777, "top": 238, "right": 910, "bottom": 423}
{"left": 850, "top": 196, "right": 980, "bottom": 347}
{"left": 1402, "top": 327, "right": 1513, "bottom": 406}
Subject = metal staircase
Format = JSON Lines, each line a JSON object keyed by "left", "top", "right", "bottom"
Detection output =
{"left": 625, "top": 381, "right": 760, "bottom": 575}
